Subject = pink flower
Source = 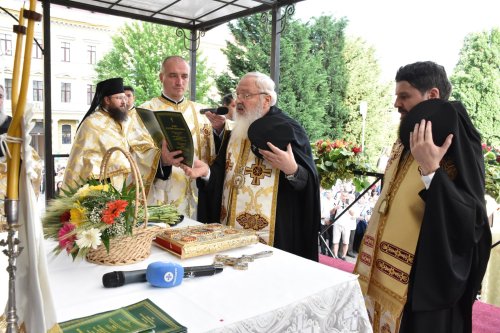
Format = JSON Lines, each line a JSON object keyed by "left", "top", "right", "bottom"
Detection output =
{"left": 58, "top": 222, "right": 76, "bottom": 253}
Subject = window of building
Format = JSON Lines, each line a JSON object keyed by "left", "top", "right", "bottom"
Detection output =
{"left": 61, "top": 124, "right": 71, "bottom": 144}
{"left": 33, "top": 80, "right": 44, "bottom": 102}
{"left": 87, "top": 45, "right": 96, "bottom": 64}
{"left": 87, "top": 84, "right": 95, "bottom": 105}
{"left": 0, "top": 33, "right": 12, "bottom": 56}
{"left": 33, "top": 40, "right": 43, "bottom": 59}
{"left": 61, "top": 41, "right": 70, "bottom": 62}
{"left": 61, "top": 82, "right": 71, "bottom": 103}
{"left": 4, "top": 79, "right": 12, "bottom": 100}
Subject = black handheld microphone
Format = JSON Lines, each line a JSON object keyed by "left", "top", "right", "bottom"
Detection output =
{"left": 102, "top": 262, "right": 223, "bottom": 288}
{"left": 200, "top": 106, "right": 229, "bottom": 115}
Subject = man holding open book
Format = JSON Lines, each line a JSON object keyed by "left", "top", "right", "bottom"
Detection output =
{"left": 139, "top": 56, "right": 226, "bottom": 219}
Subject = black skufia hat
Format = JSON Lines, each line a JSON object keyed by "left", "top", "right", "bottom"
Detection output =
{"left": 248, "top": 113, "right": 295, "bottom": 159}
{"left": 78, "top": 78, "right": 124, "bottom": 130}
{"left": 399, "top": 98, "right": 455, "bottom": 149}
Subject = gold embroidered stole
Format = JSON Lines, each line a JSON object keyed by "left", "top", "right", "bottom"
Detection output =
{"left": 221, "top": 138, "right": 279, "bottom": 245}
{"left": 139, "top": 97, "right": 215, "bottom": 218}
{"left": 354, "top": 143, "right": 425, "bottom": 333}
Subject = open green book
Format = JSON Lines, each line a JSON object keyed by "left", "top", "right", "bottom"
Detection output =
{"left": 58, "top": 299, "right": 187, "bottom": 333}
{"left": 136, "top": 107, "right": 194, "bottom": 167}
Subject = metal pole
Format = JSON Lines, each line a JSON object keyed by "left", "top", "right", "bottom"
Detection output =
{"left": 359, "top": 101, "right": 367, "bottom": 152}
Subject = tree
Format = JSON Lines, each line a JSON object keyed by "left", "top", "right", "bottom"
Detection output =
{"left": 451, "top": 28, "right": 500, "bottom": 146}
{"left": 342, "top": 37, "right": 395, "bottom": 164}
{"left": 308, "top": 16, "right": 350, "bottom": 139}
{"left": 216, "top": 15, "right": 330, "bottom": 140}
{"left": 95, "top": 21, "right": 213, "bottom": 105}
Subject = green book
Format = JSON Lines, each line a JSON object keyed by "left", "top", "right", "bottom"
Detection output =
{"left": 59, "top": 299, "right": 187, "bottom": 333}
{"left": 136, "top": 107, "right": 194, "bottom": 167}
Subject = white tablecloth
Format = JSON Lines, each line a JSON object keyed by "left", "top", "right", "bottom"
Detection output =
{"left": 46, "top": 220, "right": 372, "bottom": 332}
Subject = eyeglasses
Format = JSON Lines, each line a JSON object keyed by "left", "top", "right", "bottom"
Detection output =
{"left": 110, "top": 95, "right": 127, "bottom": 101}
{"left": 233, "top": 92, "right": 268, "bottom": 101}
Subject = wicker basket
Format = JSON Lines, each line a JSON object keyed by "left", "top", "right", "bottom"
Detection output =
{"left": 86, "top": 146, "right": 163, "bottom": 266}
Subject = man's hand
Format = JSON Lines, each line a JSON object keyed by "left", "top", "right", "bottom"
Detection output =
{"left": 259, "top": 143, "right": 298, "bottom": 176}
{"left": 180, "top": 159, "right": 209, "bottom": 179}
{"left": 410, "top": 119, "right": 453, "bottom": 175}
{"left": 205, "top": 111, "right": 226, "bottom": 134}
{"left": 160, "top": 139, "right": 184, "bottom": 167}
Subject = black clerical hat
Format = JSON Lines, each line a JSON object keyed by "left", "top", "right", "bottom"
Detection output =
{"left": 399, "top": 99, "right": 456, "bottom": 149}
{"left": 248, "top": 114, "right": 295, "bottom": 159}
{"left": 78, "top": 78, "right": 124, "bottom": 130}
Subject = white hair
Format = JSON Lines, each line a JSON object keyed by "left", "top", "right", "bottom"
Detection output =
{"left": 240, "top": 72, "right": 277, "bottom": 106}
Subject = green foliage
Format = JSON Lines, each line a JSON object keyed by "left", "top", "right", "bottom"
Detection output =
{"left": 312, "top": 139, "right": 373, "bottom": 192}
{"left": 217, "top": 13, "right": 391, "bottom": 164}
{"left": 451, "top": 28, "right": 500, "bottom": 147}
{"left": 95, "top": 22, "right": 213, "bottom": 105}
{"left": 483, "top": 144, "right": 500, "bottom": 202}
{"left": 216, "top": 14, "right": 331, "bottom": 140}
{"left": 342, "top": 37, "right": 395, "bottom": 165}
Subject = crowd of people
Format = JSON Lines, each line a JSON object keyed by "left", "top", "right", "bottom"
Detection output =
{"left": 3, "top": 56, "right": 491, "bottom": 333}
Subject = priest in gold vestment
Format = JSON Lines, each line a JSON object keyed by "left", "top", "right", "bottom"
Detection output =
{"left": 63, "top": 78, "right": 160, "bottom": 194}
{"left": 354, "top": 62, "right": 491, "bottom": 333}
{"left": 140, "top": 56, "right": 225, "bottom": 219}
{"left": 182, "top": 72, "right": 321, "bottom": 261}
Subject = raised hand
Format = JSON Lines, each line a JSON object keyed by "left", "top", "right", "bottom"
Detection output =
{"left": 410, "top": 119, "right": 453, "bottom": 175}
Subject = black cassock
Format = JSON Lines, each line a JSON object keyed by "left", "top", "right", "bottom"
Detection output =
{"left": 197, "top": 106, "right": 321, "bottom": 262}
{"left": 398, "top": 99, "right": 492, "bottom": 333}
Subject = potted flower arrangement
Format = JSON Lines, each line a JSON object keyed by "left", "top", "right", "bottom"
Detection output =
{"left": 312, "top": 139, "right": 372, "bottom": 191}
{"left": 483, "top": 143, "right": 500, "bottom": 202}
{"left": 42, "top": 179, "right": 179, "bottom": 262}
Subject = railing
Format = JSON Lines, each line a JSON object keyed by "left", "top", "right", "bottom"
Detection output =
{"left": 319, "top": 170, "right": 384, "bottom": 258}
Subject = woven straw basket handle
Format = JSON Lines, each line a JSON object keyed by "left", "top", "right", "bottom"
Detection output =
{"left": 99, "top": 146, "right": 148, "bottom": 227}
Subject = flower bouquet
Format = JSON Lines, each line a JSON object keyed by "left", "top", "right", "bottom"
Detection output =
{"left": 42, "top": 179, "right": 180, "bottom": 264}
{"left": 483, "top": 143, "right": 500, "bottom": 202}
{"left": 312, "top": 139, "right": 372, "bottom": 191}
{"left": 43, "top": 146, "right": 180, "bottom": 265}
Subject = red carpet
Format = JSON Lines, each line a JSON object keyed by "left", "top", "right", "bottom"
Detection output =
{"left": 318, "top": 254, "right": 355, "bottom": 273}
{"left": 319, "top": 254, "right": 500, "bottom": 333}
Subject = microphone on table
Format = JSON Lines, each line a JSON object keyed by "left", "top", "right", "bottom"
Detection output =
{"left": 102, "top": 262, "right": 223, "bottom": 288}
{"left": 200, "top": 106, "right": 229, "bottom": 115}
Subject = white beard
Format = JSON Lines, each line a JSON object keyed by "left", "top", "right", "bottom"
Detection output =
{"left": 230, "top": 101, "right": 264, "bottom": 143}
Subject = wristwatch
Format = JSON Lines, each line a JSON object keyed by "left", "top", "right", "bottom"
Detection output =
{"left": 285, "top": 167, "right": 299, "bottom": 180}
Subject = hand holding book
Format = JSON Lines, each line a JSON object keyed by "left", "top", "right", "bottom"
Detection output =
{"left": 136, "top": 108, "right": 194, "bottom": 167}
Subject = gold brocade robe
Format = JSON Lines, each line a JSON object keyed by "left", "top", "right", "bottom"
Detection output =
{"left": 139, "top": 97, "right": 216, "bottom": 218}
{"left": 221, "top": 137, "right": 279, "bottom": 245}
{"left": 63, "top": 108, "right": 160, "bottom": 193}
{"left": 354, "top": 141, "right": 424, "bottom": 333}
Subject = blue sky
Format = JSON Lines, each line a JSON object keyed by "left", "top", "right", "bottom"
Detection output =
{"left": 295, "top": 0, "right": 499, "bottom": 81}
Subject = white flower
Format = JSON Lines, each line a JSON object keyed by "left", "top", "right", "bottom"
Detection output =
{"left": 76, "top": 228, "right": 102, "bottom": 249}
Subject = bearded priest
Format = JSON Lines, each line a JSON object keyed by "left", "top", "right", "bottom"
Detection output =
{"left": 63, "top": 77, "right": 160, "bottom": 194}
{"left": 181, "top": 72, "right": 321, "bottom": 261}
